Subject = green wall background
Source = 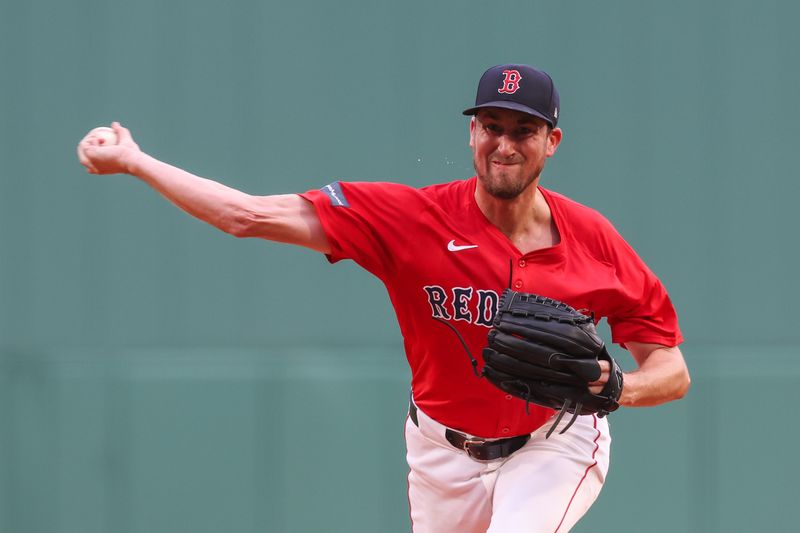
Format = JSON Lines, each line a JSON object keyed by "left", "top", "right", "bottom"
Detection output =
{"left": 2, "top": 0, "right": 798, "bottom": 531}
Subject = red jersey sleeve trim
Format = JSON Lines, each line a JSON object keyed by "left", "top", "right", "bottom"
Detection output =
{"left": 298, "top": 190, "right": 347, "bottom": 264}
{"left": 611, "top": 329, "right": 685, "bottom": 349}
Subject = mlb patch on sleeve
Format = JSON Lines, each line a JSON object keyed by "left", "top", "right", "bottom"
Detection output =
{"left": 320, "top": 181, "right": 350, "bottom": 207}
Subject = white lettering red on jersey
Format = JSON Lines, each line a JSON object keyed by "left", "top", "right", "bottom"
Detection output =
{"left": 498, "top": 69, "right": 522, "bottom": 94}
{"left": 301, "top": 178, "right": 683, "bottom": 438}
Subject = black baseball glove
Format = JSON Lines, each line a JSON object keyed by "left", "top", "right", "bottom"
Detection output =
{"left": 482, "top": 289, "right": 624, "bottom": 438}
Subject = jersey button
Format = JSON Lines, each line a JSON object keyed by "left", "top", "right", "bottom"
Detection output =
{"left": 505, "top": 394, "right": 513, "bottom": 400}
{"left": 501, "top": 428, "right": 510, "bottom": 434}
{"left": 513, "top": 280, "right": 523, "bottom": 289}
{"left": 518, "top": 259, "right": 526, "bottom": 268}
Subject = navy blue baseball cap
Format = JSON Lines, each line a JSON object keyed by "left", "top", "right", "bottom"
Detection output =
{"left": 463, "top": 64, "right": 560, "bottom": 127}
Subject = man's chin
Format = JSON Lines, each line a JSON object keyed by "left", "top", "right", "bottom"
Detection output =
{"left": 481, "top": 175, "right": 531, "bottom": 200}
{"left": 474, "top": 163, "right": 540, "bottom": 200}
{"left": 486, "top": 186, "right": 523, "bottom": 200}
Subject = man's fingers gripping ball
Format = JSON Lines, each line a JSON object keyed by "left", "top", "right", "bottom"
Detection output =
{"left": 77, "top": 122, "right": 140, "bottom": 175}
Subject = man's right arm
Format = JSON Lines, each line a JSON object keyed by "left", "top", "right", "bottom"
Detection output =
{"left": 78, "top": 122, "right": 330, "bottom": 253}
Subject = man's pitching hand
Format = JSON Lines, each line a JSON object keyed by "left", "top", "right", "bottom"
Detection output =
{"left": 77, "top": 122, "right": 140, "bottom": 175}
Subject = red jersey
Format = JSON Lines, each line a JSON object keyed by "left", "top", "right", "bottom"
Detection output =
{"left": 300, "top": 177, "right": 683, "bottom": 438}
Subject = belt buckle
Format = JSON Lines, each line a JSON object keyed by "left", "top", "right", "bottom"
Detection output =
{"left": 463, "top": 437, "right": 487, "bottom": 459}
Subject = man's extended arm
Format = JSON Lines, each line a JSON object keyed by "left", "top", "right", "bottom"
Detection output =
{"left": 78, "top": 122, "right": 330, "bottom": 253}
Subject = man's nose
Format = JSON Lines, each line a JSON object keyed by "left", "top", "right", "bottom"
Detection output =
{"left": 496, "top": 134, "right": 516, "bottom": 156}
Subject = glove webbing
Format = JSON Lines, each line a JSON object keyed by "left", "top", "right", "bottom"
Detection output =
{"left": 502, "top": 288, "right": 596, "bottom": 324}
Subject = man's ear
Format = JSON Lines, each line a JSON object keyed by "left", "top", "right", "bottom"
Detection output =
{"left": 469, "top": 117, "right": 476, "bottom": 149}
{"left": 546, "top": 127, "right": 563, "bottom": 157}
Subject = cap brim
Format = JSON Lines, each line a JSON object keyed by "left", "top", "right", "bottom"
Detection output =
{"left": 462, "top": 101, "right": 554, "bottom": 126}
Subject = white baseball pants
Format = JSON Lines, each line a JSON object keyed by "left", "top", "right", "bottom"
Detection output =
{"left": 405, "top": 403, "right": 611, "bottom": 533}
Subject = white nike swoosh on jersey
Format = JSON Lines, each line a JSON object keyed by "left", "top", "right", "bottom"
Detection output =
{"left": 447, "top": 240, "right": 479, "bottom": 252}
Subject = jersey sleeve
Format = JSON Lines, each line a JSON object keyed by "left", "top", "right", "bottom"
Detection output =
{"left": 597, "top": 220, "right": 684, "bottom": 348}
{"left": 299, "top": 181, "right": 425, "bottom": 280}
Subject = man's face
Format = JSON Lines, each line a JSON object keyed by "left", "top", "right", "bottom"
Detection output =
{"left": 469, "top": 108, "right": 562, "bottom": 200}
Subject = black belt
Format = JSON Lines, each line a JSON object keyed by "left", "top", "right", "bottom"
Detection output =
{"left": 409, "top": 401, "right": 530, "bottom": 461}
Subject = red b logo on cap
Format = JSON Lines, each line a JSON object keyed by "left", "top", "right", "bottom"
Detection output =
{"left": 498, "top": 70, "right": 522, "bottom": 94}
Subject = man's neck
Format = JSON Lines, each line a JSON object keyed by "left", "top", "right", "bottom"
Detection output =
{"left": 474, "top": 179, "right": 541, "bottom": 235}
{"left": 474, "top": 178, "right": 558, "bottom": 254}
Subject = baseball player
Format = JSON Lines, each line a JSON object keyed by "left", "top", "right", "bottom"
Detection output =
{"left": 78, "top": 64, "right": 690, "bottom": 532}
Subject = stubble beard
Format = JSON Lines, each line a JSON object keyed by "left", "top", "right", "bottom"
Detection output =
{"left": 474, "top": 158, "right": 542, "bottom": 200}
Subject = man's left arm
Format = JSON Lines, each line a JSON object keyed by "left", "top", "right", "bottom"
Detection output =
{"left": 590, "top": 342, "right": 690, "bottom": 407}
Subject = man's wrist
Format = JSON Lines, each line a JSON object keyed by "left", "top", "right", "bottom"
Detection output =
{"left": 618, "top": 371, "right": 637, "bottom": 406}
{"left": 122, "top": 149, "right": 147, "bottom": 176}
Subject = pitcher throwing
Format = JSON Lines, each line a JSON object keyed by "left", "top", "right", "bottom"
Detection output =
{"left": 78, "top": 64, "right": 690, "bottom": 532}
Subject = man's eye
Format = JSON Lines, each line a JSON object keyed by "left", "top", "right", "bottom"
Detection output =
{"left": 515, "top": 128, "right": 533, "bottom": 137}
{"left": 485, "top": 124, "right": 502, "bottom": 134}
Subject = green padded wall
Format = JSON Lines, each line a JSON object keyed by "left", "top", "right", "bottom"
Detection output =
{"left": 2, "top": 0, "right": 799, "bottom": 531}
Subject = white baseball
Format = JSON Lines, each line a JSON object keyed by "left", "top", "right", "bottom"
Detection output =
{"left": 89, "top": 126, "right": 118, "bottom": 146}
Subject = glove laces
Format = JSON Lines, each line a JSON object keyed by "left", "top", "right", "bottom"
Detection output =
{"left": 431, "top": 317, "right": 481, "bottom": 378}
